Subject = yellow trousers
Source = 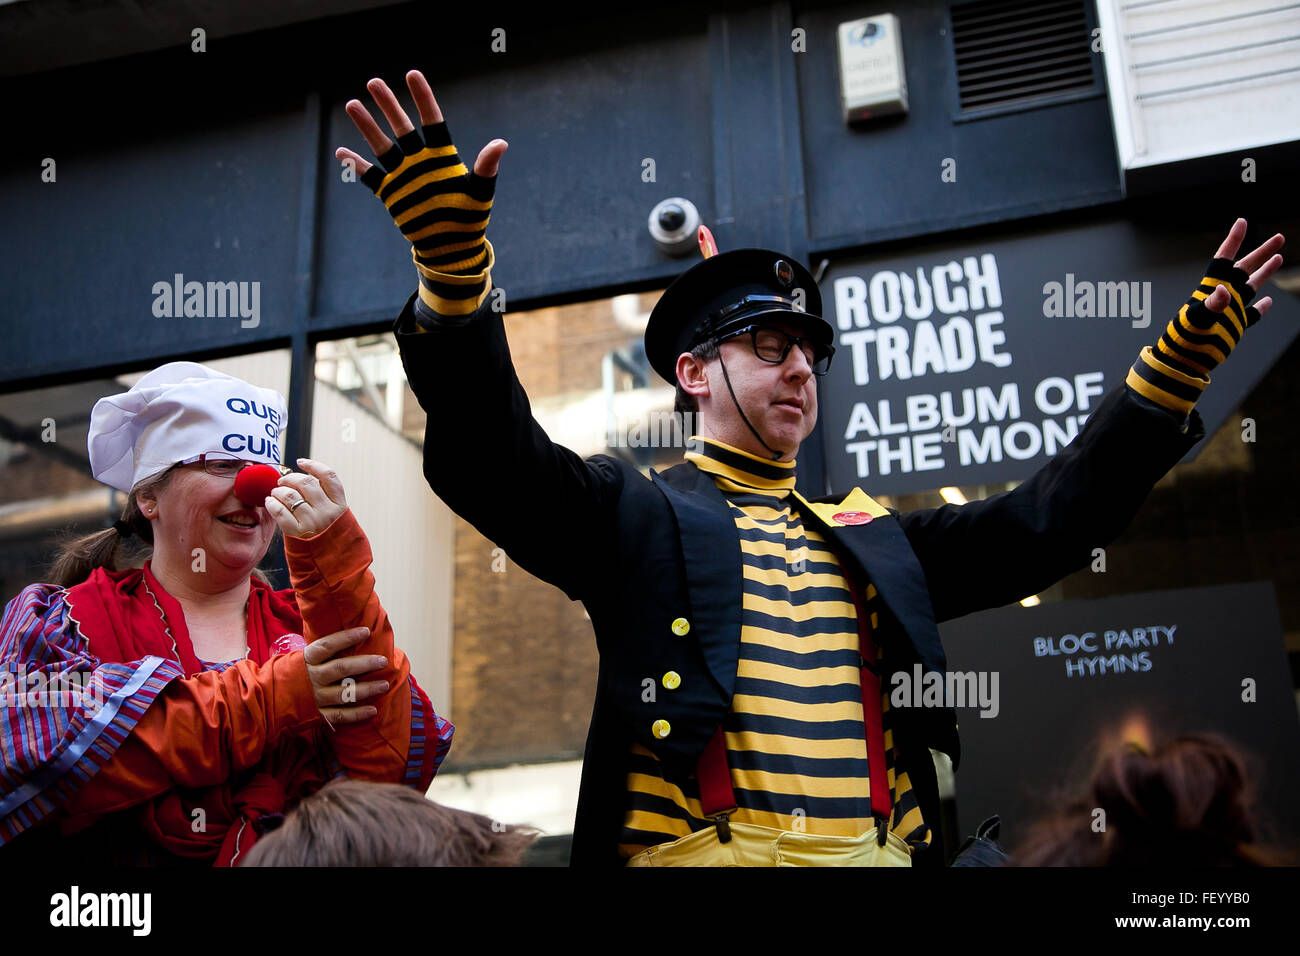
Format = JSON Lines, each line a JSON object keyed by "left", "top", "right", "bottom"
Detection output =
{"left": 625, "top": 821, "right": 913, "bottom": 867}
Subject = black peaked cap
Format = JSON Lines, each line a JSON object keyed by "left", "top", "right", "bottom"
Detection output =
{"left": 644, "top": 248, "right": 831, "bottom": 385}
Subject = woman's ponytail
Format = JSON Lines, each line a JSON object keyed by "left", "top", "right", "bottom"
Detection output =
{"left": 47, "top": 471, "right": 168, "bottom": 588}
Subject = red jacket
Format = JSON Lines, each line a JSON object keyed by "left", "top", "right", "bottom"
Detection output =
{"left": 0, "top": 509, "right": 452, "bottom": 864}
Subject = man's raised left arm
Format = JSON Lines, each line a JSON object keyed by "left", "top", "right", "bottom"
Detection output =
{"left": 897, "top": 219, "right": 1284, "bottom": 623}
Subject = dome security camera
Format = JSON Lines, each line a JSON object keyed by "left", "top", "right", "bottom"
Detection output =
{"left": 648, "top": 198, "right": 702, "bottom": 256}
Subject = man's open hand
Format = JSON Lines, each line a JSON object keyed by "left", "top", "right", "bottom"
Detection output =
{"left": 1167, "top": 218, "right": 1284, "bottom": 376}
{"left": 336, "top": 70, "right": 507, "bottom": 318}
{"left": 1128, "top": 218, "right": 1285, "bottom": 417}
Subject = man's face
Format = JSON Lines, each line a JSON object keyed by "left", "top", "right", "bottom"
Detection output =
{"left": 696, "top": 317, "right": 820, "bottom": 460}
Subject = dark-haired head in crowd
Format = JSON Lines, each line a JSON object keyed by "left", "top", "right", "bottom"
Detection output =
{"left": 1011, "top": 733, "right": 1287, "bottom": 866}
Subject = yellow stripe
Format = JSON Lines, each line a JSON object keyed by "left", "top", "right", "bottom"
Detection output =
{"left": 414, "top": 247, "right": 488, "bottom": 275}
{"left": 740, "top": 593, "right": 856, "bottom": 622}
{"left": 894, "top": 803, "right": 926, "bottom": 838}
{"left": 1156, "top": 337, "right": 1211, "bottom": 376}
{"left": 626, "top": 772, "right": 703, "bottom": 816}
{"left": 620, "top": 809, "right": 693, "bottom": 839}
{"left": 728, "top": 810, "right": 874, "bottom": 836}
{"left": 416, "top": 282, "right": 488, "bottom": 315}
{"left": 1126, "top": 365, "right": 1192, "bottom": 415}
{"left": 743, "top": 565, "right": 849, "bottom": 590}
{"left": 411, "top": 240, "right": 496, "bottom": 283}
{"left": 737, "top": 657, "right": 861, "bottom": 689}
{"left": 1202, "top": 276, "right": 1247, "bottom": 335}
{"left": 730, "top": 768, "right": 869, "bottom": 799}
{"left": 740, "top": 538, "right": 803, "bottom": 559}
{"left": 732, "top": 514, "right": 817, "bottom": 538}
{"left": 403, "top": 214, "right": 491, "bottom": 240}
{"left": 1172, "top": 308, "right": 1232, "bottom": 358}
{"left": 729, "top": 502, "right": 790, "bottom": 521}
{"left": 740, "top": 625, "right": 859, "bottom": 653}
{"left": 725, "top": 730, "right": 867, "bottom": 760}
{"left": 1142, "top": 343, "right": 1211, "bottom": 387}
{"left": 738, "top": 539, "right": 842, "bottom": 565}
{"left": 731, "top": 694, "right": 864, "bottom": 723}
{"left": 383, "top": 159, "right": 470, "bottom": 208}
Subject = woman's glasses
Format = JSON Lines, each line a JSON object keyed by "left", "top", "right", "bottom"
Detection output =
{"left": 176, "top": 453, "right": 292, "bottom": 478}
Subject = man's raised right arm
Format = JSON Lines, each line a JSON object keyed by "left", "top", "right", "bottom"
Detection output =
{"left": 338, "top": 71, "right": 623, "bottom": 600}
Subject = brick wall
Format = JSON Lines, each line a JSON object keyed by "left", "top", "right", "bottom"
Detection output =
{"left": 439, "top": 293, "right": 656, "bottom": 769}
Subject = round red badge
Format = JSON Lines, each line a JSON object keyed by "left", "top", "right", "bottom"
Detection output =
{"left": 832, "top": 511, "right": 873, "bottom": 525}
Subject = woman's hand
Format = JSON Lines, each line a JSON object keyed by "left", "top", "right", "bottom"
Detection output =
{"left": 265, "top": 457, "right": 347, "bottom": 539}
{"left": 303, "top": 626, "right": 389, "bottom": 727}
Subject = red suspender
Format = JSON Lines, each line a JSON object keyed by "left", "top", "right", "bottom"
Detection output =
{"left": 694, "top": 566, "right": 893, "bottom": 845}
{"left": 844, "top": 571, "right": 895, "bottom": 832}
{"left": 697, "top": 725, "right": 737, "bottom": 842}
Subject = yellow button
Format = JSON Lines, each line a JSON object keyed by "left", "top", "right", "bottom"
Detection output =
{"left": 671, "top": 617, "right": 690, "bottom": 636}
{"left": 652, "top": 719, "right": 672, "bottom": 739}
{"left": 662, "top": 671, "right": 681, "bottom": 690}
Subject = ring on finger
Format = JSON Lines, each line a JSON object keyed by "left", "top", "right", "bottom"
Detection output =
{"left": 289, "top": 498, "right": 308, "bottom": 513}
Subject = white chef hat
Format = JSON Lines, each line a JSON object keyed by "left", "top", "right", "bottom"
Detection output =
{"left": 87, "top": 361, "right": 288, "bottom": 493}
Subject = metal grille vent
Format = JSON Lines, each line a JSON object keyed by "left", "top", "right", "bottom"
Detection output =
{"left": 951, "top": 0, "right": 1096, "bottom": 112}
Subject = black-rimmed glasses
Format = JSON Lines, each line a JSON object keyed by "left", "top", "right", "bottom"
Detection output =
{"left": 715, "top": 324, "right": 834, "bottom": 376}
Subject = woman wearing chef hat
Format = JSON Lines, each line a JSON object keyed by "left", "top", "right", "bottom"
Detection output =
{"left": 0, "top": 362, "right": 452, "bottom": 865}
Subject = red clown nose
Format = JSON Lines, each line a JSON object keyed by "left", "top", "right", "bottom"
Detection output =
{"left": 233, "top": 464, "right": 283, "bottom": 508}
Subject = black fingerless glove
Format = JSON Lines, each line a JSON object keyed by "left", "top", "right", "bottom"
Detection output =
{"left": 360, "top": 121, "right": 495, "bottom": 320}
{"left": 1126, "top": 258, "right": 1262, "bottom": 417}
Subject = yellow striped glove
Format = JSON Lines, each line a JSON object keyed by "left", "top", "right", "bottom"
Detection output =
{"left": 360, "top": 121, "right": 495, "bottom": 320}
{"left": 1126, "top": 258, "right": 1263, "bottom": 417}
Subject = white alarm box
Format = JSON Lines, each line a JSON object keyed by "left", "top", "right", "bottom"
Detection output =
{"left": 836, "top": 14, "right": 908, "bottom": 123}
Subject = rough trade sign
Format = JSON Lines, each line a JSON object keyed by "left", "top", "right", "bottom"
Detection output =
{"left": 817, "top": 218, "right": 1300, "bottom": 495}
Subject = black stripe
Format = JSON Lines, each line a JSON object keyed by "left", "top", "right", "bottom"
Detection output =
{"left": 1154, "top": 336, "right": 1210, "bottom": 377}
{"left": 625, "top": 750, "right": 695, "bottom": 785}
{"left": 378, "top": 152, "right": 464, "bottom": 200}
{"left": 724, "top": 493, "right": 790, "bottom": 511}
{"left": 726, "top": 504, "right": 793, "bottom": 527}
{"left": 742, "top": 578, "right": 852, "bottom": 606}
{"left": 730, "top": 788, "right": 872, "bottom": 820}
{"left": 418, "top": 274, "right": 487, "bottom": 301}
{"left": 726, "top": 749, "right": 869, "bottom": 778}
{"left": 416, "top": 246, "right": 487, "bottom": 269}
{"left": 733, "top": 524, "right": 795, "bottom": 547}
{"left": 734, "top": 675, "right": 862, "bottom": 706}
{"left": 623, "top": 790, "right": 701, "bottom": 823}
{"left": 392, "top": 192, "right": 490, "bottom": 224}
{"left": 742, "top": 551, "right": 842, "bottom": 576}
{"left": 741, "top": 608, "right": 859, "bottom": 636}
{"left": 740, "top": 641, "right": 861, "bottom": 671}
{"left": 1173, "top": 313, "right": 1235, "bottom": 348}
{"left": 413, "top": 232, "right": 488, "bottom": 262}
{"left": 618, "top": 825, "right": 704, "bottom": 849}
{"left": 692, "top": 441, "right": 796, "bottom": 483}
{"left": 1133, "top": 356, "right": 1204, "bottom": 402}
{"left": 725, "top": 712, "right": 865, "bottom": 740}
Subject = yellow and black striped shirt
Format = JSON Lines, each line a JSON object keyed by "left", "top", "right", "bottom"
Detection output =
{"left": 618, "top": 437, "right": 931, "bottom": 859}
